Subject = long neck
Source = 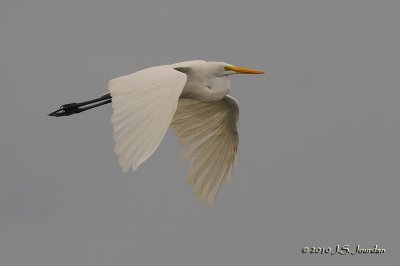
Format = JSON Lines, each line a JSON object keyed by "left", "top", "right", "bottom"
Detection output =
{"left": 182, "top": 76, "right": 230, "bottom": 102}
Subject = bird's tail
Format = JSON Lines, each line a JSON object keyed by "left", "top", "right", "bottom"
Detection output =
{"left": 48, "top": 93, "right": 112, "bottom": 117}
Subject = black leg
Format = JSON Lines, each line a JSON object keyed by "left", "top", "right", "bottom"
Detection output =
{"left": 49, "top": 93, "right": 112, "bottom": 117}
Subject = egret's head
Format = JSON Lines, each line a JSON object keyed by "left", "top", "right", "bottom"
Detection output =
{"left": 209, "top": 61, "right": 264, "bottom": 77}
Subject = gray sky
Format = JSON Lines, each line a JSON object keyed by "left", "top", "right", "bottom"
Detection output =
{"left": 1, "top": 0, "right": 399, "bottom": 265}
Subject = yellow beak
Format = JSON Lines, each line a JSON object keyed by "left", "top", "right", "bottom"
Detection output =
{"left": 225, "top": 65, "right": 264, "bottom": 74}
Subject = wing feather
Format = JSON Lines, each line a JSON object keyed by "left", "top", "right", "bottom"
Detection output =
{"left": 171, "top": 96, "right": 239, "bottom": 206}
{"left": 109, "top": 65, "right": 187, "bottom": 172}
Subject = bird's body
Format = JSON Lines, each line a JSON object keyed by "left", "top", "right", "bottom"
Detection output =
{"left": 50, "top": 60, "right": 263, "bottom": 205}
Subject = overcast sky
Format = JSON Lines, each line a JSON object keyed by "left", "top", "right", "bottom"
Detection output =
{"left": 0, "top": 0, "right": 399, "bottom": 265}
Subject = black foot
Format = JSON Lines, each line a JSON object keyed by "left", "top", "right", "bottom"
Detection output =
{"left": 49, "top": 94, "right": 112, "bottom": 117}
{"left": 48, "top": 103, "right": 83, "bottom": 117}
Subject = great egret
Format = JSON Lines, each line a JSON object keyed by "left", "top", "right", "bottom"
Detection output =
{"left": 49, "top": 60, "right": 264, "bottom": 205}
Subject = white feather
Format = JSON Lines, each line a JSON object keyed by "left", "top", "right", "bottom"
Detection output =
{"left": 171, "top": 96, "right": 239, "bottom": 206}
{"left": 109, "top": 65, "right": 187, "bottom": 172}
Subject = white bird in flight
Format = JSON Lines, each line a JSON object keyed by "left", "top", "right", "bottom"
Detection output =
{"left": 49, "top": 60, "right": 264, "bottom": 205}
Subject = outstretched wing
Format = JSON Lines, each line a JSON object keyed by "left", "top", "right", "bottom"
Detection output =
{"left": 170, "top": 95, "right": 239, "bottom": 206}
{"left": 109, "top": 65, "right": 187, "bottom": 172}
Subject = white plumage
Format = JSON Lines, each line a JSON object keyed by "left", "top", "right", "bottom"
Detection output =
{"left": 109, "top": 65, "right": 187, "bottom": 172}
{"left": 171, "top": 96, "right": 239, "bottom": 204}
{"left": 109, "top": 60, "right": 263, "bottom": 205}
